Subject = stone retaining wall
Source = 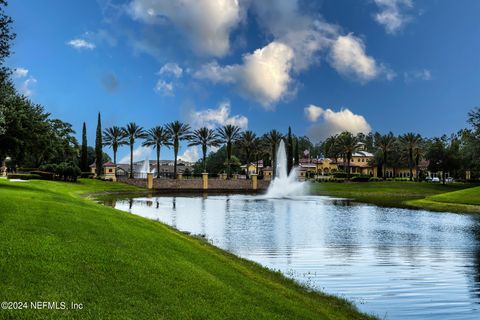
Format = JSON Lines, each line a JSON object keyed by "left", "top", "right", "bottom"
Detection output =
{"left": 119, "top": 177, "right": 270, "bottom": 192}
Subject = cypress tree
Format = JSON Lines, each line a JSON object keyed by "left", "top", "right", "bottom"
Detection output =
{"left": 80, "top": 122, "right": 88, "bottom": 172}
{"left": 287, "top": 127, "right": 293, "bottom": 173}
{"left": 294, "top": 137, "right": 300, "bottom": 166}
{"left": 95, "top": 113, "right": 103, "bottom": 177}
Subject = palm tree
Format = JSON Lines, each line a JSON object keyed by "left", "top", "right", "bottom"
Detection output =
{"left": 400, "top": 132, "right": 422, "bottom": 181}
{"left": 375, "top": 132, "right": 396, "bottom": 178}
{"left": 250, "top": 137, "right": 264, "bottom": 175}
{"left": 188, "top": 127, "right": 220, "bottom": 173}
{"left": 103, "top": 126, "right": 127, "bottom": 167}
{"left": 263, "top": 129, "right": 283, "bottom": 178}
{"left": 142, "top": 126, "right": 170, "bottom": 178}
{"left": 217, "top": 124, "right": 242, "bottom": 178}
{"left": 122, "top": 122, "right": 146, "bottom": 178}
{"left": 238, "top": 130, "right": 257, "bottom": 178}
{"left": 338, "top": 131, "right": 359, "bottom": 179}
{"left": 165, "top": 121, "right": 191, "bottom": 179}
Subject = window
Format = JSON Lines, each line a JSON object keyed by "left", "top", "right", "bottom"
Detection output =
{"left": 108, "top": 169, "right": 113, "bottom": 173}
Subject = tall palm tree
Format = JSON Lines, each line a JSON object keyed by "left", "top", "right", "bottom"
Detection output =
{"left": 142, "top": 126, "right": 170, "bottom": 178}
{"left": 323, "top": 135, "right": 340, "bottom": 160}
{"left": 263, "top": 129, "right": 283, "bottom": 178}
{"left": 375, "top": 132, "right": 396, "bottom": 178}
{"left": 122, "top": 122, "right": 146, "bottom": 178}
{"left": 188, "top": 127, "right": 220, "bottom": 173}
{"left": 217, "top": 124, "right": 242, "bottom": 178}
{"left": 250, "top": 137, "right": 264, "bottom": 175}
{"left": 165, "top": 121, "right": 191, "bottom": 179}
{"left": 338, "top": 131, "right": 359, "bottom": 179}
{"left": 238, "top": 130, "right": 257, "bottom": 178}
{"left": 103, "top": 126, "right": 127, "bottom": 167}
{"left": 400, "top": 132, "right": 422, "bottom": 181}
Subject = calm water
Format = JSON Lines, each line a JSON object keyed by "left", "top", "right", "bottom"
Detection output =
{"left": 104, "top": 195, "right": 480, "bottom": 319}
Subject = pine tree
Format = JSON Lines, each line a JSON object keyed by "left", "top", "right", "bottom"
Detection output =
{"left": 287, "top": 127, "right": 293, "bottom": 173}
{"left": 95, "top": 113, "right": 103, "bottom": 177}
{"left": 294, "top": 137, "right": 300, "bottom": 166}
{"left": 80, "top": 122, "right": 88, "bottom": 172}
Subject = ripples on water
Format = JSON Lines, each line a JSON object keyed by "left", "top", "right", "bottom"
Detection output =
{"left": 104, "top": 195, "right": 480, "bottom": 319}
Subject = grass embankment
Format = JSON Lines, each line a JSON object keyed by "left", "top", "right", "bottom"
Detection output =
{"left": 406, "top": 186, "right": 480, "bottom": 213}
{"left": 311, "top": 181, "right": 478, "bottom": 212}
{"left": 0, "top": 179, "right": 372, "bottom": 319}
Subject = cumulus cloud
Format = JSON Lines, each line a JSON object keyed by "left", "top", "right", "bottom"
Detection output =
{"left": 404, "top": 68, "right": 432, "bottom": 83}
{"left": 20, "top": 77, "right": 37, "bottom": 97}
{"left": 329, "top": 34, "right": 394, "bottom": 82}
{"left": 159, "top": 62, "right": 183, "bottom": 78}
{"left": 128, "top": 0, "right": 242, "bottom": 57}
{"left": 195, "top": 41, "right": 294, "bottom": 107}
{"left": 305, "top": 105, "right": 372, "bottom": 142}
{"left": 373, "top": 0, "right": 413, "bottom": 34}
{"left": 179, "top": 146, "right": 199, "bottom": 162}
{"left": 67, "top": 38, "right": 96, "bottom": 50}
{"left": 13, "top": 67, "right": 29, "bottom": 78}
{"left": 154, "top": 80, "right": 174, "bottom": 96}
{"left": 119, "top": 146, "right": 151, "bottom": 164}
{"left": 187, "top": 101, "right": 248, "bottom": 129}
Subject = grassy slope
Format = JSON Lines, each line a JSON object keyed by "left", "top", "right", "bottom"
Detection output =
{"left": 311, "top": 181, "right": 473, "bottom": 210}
{"left": 406, "top": 186, "right": 480, "bottom": 213}
{"left": 0, "top": 179, "right": 372, "bottom": 320}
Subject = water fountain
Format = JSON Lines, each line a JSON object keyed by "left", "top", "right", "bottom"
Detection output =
{"left": 136, "top": 155, "right": 156, "bottom": 179}
{"left": 265, "top": 140, "right": 308, "bottom": 198}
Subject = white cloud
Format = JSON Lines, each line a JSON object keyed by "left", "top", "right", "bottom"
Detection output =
{"left": 304, "top": 105, "right": 323, "bottom": 122}
{"left": 13, "top": 67, "right": 29, "bottom": 78}
{"left": 187, "top": 101, "right": 248, "bottom": 129}
{"left": 194, "top": 41, "right": 295, "bottom": 107}
{"left": 20, "top": 77, "right": 37, "bottom": 97}
{"left": 404, "top": 68, "right": 432, "bottom": 83}
{"left": 67, "top": 38, "right": 96, "bottom": 50}
{"left": 373, "top": 0, "right": 413, "bottom": 34}
{"left": 128, "top": 0, "right": 243, "bottom": 57}
{"left": 119, "top": 146, "right": 151, "bottom": 164}
{"left": 154, "top": 80, "right": 174, "bottom": 96}
{"left": 329, "top": 34, "right": 380, "bottom": 82}
{"left": 305, "top": 105, "right": 372, "bottom": 142}
{"left": 159, "top": 63, "right": 183, "bottom": 78}
{"left": 179, "top": 146, "right": 199, "bottom": 162}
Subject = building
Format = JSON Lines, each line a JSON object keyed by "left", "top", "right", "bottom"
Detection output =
{"left": 89, "top": 161, "right": 117, "bottom": 181}
{"left": 241, "top": 160, "right": 263, "bottom": 175}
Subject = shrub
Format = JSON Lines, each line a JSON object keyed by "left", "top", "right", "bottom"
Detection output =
{"left": 55, "top": 162, "right": 81, "bottom": 182}
{"left": 30, "top": 170, "right": 55, "bottom": 180}
{"left": 17, "top": 167, "right": 39, "bottom": 173}
{"left": 39, "top": 163, "right": 58, "bottom": 173}
{"left": 394, "top": 177, "right": 410, "bottom": 181}
{"left": 7, "top": 173, "right": 41, "bottom": 180}
{"left": 80, "top": 172, "right": 95, "bottom": 179}
{"left": 368, "top": 177, "right": 383, "bottom": 182}
{"left": 350, "top": 175, "right": 371, "bottom": 182}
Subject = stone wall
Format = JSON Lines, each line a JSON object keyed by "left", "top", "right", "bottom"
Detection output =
{"left": 119, "top": 177, "right": 270, "bottom": 192}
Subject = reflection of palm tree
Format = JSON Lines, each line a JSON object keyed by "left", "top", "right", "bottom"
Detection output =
{"left": 375, "top": 132, "right": 396, "bottom": 178}
{"left": 142, "top": 126, "right": 170, "bottom": 178}
{"left": 400, "top": 132, "right": 422, "bottom": 181}
{"left": 122, "top": 122, "right": 147, "bottom": 178}
{"left": 188, "top": 127, "right": 220, "bottom": 173}
{"left": 217, "top": 124, "right": 242, "bottom": 178}
{"left": 103, "top": 126, "right": 127, "bottom": 166}
{"left": 338, "top": 132, "right": 359, "bottom": 179}
{"left": 165, "top": 121, "right": 191, "bottom": 179}
{"left": 263, "top": 130, "right": 283, "bottom": 178}
{"left": 238, "top": 130, "right": 257, "bottom": 178}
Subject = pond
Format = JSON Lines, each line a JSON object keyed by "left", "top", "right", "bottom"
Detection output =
{"left": 103, "top": 194, "right": 480, "bottom": 319}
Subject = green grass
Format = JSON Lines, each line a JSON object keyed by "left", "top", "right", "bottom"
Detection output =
{"left": 0, "top": 179, "right": 373, "bottom": 320}
{"left": 311, "top": 181, "right": 475, "bottom": 211}
{"left": 406, "top": 186, "right": 480, "bottom": 213}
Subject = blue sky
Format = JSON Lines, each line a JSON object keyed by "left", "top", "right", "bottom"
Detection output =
{"left": 6, "top": 0, "right": 480, "bottom": 162}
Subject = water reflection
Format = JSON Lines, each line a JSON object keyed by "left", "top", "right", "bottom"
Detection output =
{"left": 105, "top": 195, "right": 480, "bottom": 319}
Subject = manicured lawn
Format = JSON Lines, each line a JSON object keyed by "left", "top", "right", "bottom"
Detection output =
{"left": 311, "top": 181, "right": 474, "bottom": 211}
{"left": 0, "top": 179, "right": 373, "bottom": 320}
{"left": 406, "top": 186, "right": 480, "bottom": 213}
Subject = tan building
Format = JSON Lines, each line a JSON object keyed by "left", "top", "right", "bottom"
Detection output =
{"left": 89, "top": 161, "right": 117, "bottom": 181}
